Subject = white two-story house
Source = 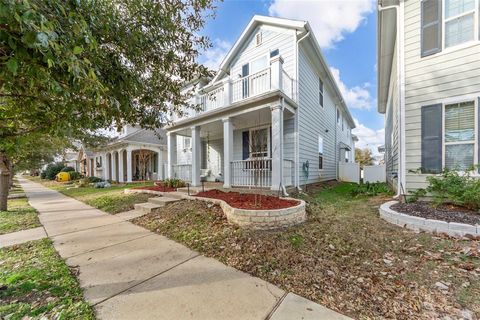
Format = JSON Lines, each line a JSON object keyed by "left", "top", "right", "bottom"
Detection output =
{"left": 166, "top": 15, "right": 356, "bottom": 192}
{"left": 378, "top": 0, "right": 480, "bottom": 193}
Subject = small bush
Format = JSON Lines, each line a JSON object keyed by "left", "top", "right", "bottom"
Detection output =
{"left": 40, "top": 171, "right": 47, "bottom": 179}
{"left": 426, "top": 169, "right": 480, "bottom": 210}
{"left": 350, "top": 182, "right": 392, "bottom": 197}
{"left": 44, "top": 163, "right": 65, "bottom": 180}
{"left": 85, "top": 176, "right": 103, "bottom": 183}
{"left": 406, "top": 188, "right": 427, "bottom": 203}
{"left": 68, "top": 171, "right": 81, "bottom": 181}
{"left": 163, "top": 178, "right": 186, "bottom": 189}
{"left": 61, "top": 166, "right": 75, "bottom": 172}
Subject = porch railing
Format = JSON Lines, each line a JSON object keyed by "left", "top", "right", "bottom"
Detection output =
{"left": 200, "top": 86, "right": 224, "bottom": 112}
{"left": 283, "top": 159, "right": 294, "bottom": 187}
{"left": 231, "top": 158, "right": 272, "bottom": 188}
{"left": 232, "top": 68, "right": 271, "bottom": 103}
{"left": 172, "top": 164, "right": 192, "bottom": 182}
{"left": 282, "top": 70, "right": 294, "bottom": 100}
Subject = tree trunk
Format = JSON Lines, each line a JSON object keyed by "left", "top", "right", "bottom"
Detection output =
{"left": 0, "top": 153, "right": 11, "bottom": 211}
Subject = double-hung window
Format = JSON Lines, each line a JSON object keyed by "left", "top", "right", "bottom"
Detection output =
{"left": 444, "top": 101, "right": 476, "bottom": 170}
{"left": 318, "top": 135, "right": 324, "bottom": 170}
{"left": 183, "top": 137, "right": 191, "bottom": 150}
{"left": 249, "top": 127, "right": 269, "bottom": 158}
{"left": 444, "top": 0, "right": 477, "bottom": 48}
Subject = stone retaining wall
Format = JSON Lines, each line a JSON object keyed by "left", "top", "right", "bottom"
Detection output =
{"left": 126, "top": 188, "right": 306, "bottom": 230}
{"left": 380, "top": 201, "right": 480, "bottom": 238}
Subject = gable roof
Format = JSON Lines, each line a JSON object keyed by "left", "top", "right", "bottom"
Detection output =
{"left": 109, "top": 128, "right": 166, "bottom": 147}
{"left": 210, "top": 15, "right": 355, "bottom": 129}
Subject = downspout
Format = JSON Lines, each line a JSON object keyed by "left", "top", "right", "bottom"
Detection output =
{"left": 378, "top": 1, "right": 405, "bottom": 198}
{"left": 295, "top": 31, "right": 310, "bottom": 191}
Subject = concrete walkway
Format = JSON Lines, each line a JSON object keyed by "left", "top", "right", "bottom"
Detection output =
{"left": 0, "top": 227, "right": 46, "bottom": 248}
{"left": 18, "top": 178, "right": 351, "bottom": 320}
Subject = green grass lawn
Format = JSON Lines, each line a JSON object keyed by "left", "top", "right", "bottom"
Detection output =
{"left": 27, "top": 176, "right": 155, "bottom": 214}
{"left": 133, "top": 182, "right": 479, "bottom": 319}
{"left": 0, "top": 184, "right": 40, "bottom": 235}
{"left": 0, "top": 239, "right": 95, "bottom": 319}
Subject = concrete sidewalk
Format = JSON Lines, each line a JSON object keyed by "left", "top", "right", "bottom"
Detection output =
{"left": 19, "top": 177, "right": 351, "bottom": 320}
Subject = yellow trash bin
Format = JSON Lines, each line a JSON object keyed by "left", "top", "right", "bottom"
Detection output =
{"left": 56, "top": 172, "right": 70, "bottom": 182}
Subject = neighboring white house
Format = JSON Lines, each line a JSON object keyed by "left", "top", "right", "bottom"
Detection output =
{"left": 166, "top": 15, "right": 356, "bottom": 191}
{"left": 378, "top": 0, "right": 480, "bottom": 193}
{"left": 83, "top": 126, "right": 167, "bottom": 182}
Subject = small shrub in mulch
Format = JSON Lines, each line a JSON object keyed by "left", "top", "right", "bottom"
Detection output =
{"left": 392, "top": 201, "right": 480, "bottom": 225}
{"left": 194, "top": 189, "right": 299, "bottom": 210}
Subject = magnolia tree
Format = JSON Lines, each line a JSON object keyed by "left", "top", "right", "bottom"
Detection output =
{"left": 0, "top": 0, "right": 215, "bottom": 210}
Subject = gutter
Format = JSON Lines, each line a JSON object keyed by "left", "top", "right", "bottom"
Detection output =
{"left": 295, "top": 31, "right": 310, "bottom": 190}
{"left": 378, "top": 1, "right": 406, "bottom": 198}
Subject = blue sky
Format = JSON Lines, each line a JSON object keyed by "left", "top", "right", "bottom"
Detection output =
{"left": 199, "top": 0, "right": 384, "bottom": 154}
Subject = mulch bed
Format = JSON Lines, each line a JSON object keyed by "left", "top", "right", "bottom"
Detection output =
{"left": 194, "top": 189, "right": 299, "bottom": 210}
{"left": 392, "top": 201, "right": 480, "bottom": 225}
{"left": 133, "top": 183, "right": 176, "bottom": 192}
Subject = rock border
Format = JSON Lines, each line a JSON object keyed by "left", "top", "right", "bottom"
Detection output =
{"left": 380, "top": 201, "right": 480, "bottom": 238}
{"left": 126, "top": 188, "right": 306, "bottom": 230}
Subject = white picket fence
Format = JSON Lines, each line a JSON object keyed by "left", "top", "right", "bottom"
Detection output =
{"left": 339, "top": 162, "right": 360, "bottom": 183}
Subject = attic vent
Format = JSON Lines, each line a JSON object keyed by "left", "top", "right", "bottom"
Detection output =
{"left": 256, "top": 32, "right": 262, "bottom": 46}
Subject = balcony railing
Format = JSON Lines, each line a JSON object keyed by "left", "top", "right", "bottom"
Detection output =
{"left": 196, "top": 60, "right": 294, "bottom": 116}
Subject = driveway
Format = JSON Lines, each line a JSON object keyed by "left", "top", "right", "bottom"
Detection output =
{"left": 18, "top": 177, "right": 350, "bottom": 320}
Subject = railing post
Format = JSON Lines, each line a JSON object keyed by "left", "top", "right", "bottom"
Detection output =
{"left": 270, "top": 55, "right": 284, "bottom": 92}
{"left": 223, "top": 79, "right": 232, "bottom": 107}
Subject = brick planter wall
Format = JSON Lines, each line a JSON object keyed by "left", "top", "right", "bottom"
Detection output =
{"left": 126, "top": 188, "right": 306, "bottom": 230}
{"left": 380, "top": 201, "right": 480, "bottom": 238}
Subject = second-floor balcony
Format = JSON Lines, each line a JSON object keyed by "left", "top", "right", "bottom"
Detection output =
{"left": 198, "top": 56, "right": 294, "bottom": 114}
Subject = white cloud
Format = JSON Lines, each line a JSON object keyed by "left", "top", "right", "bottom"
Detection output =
{"left": 268, "top": 0, "right": 374, "bottom": 48}
{"left": 330, "top": 67, "right": 373, "bottom": 110}
{"left": 352, "top": 118, "right": 385, "bottom": 157}
{"left": 201, "top": 39, "right": 231, "bottom": 70}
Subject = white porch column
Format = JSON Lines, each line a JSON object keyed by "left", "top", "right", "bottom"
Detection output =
{"left": 191, "top": 126, "right": 201, "bottom": 187}
{"left": 271, "top": 104, "right": 284, "bottom": 191}
{"left": 167, "top": 132, "right": 177, "bottom": 179}
{"left": 101, "top": 154, "right": 108, "bottom": 180}
{"left": 223, "top": 118, "right": 233, "bottom": 188}
{"left": 118, "top": 150, "right": 125, "bottom": 183}
{"left": 157, "top": 148, "right": 164, "bottom": 180}
{"left": 126, "top": 149, "right": 133, "bottom": 182}
{"left": 270, "top": 55, "right": 284, "bottom": 91}
{"left": 105, "top": 153, "right": 111, "bottom": 181}
{"left": 112, "top": 152, "right": 117, "bottom": 182}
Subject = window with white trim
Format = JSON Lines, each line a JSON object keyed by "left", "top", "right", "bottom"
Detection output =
{"left": 444, "top": 101, "right": 477, "bottom": 170}
{"left": 319, "top": 78, "right": 324, "bottom": 107}
{"left": 318, "top": 135, "right": 324, "bottom": 170}
{"left": 183, "top": 137, "right": 191, "bottom": 150}
{"left": 337, "top": 108, "right": 340, "bottom": 124}
{"left": 444, "top": 0, "right": 477, "bottom": 48}
{"left": 249, "top": 127, "right": 269, "bottom": 158}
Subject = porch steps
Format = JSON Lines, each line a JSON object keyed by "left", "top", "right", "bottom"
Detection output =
{"left": 134, "top": 202, "right": 163, "bottom": 214}
{"left": 148, "top": 197, "right": 179, "bottom": 206}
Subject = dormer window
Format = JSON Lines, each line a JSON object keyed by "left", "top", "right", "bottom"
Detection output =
{"left": 256, "top": 32, "right": 262, "bottom": 46}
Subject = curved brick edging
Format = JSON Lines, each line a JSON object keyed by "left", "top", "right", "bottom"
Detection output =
{"left": 125, "top": 188, "right": 306, "bottom": 230}
{"left": 380, "top": 201, "right": 480, "bottom": 238}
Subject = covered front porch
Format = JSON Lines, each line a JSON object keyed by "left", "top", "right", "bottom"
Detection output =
{"left": 167, "top": 97, "right": 297, "bottom": 191}
{"left": 100, "top": 145, "right": 167, "bottom": 183}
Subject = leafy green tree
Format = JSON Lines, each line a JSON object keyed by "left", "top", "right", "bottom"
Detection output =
{"left": 0, "top": 0, "right": 215, "bottom": 209}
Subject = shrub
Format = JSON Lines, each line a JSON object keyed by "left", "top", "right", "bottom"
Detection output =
{"left": 61, "top": 166, "right": 75, "bottom": 172}
{"left": 350, "top": 182, "right": 392, "bottom": 197}
{"left": 162, "top": 178, "right": 186, "bottom": 189}
{"left": 40, "top": 171, "right": 47, "bottom": 179}
{"left": 406, "top": 188, "right": 427, "bottom": 203}
{"left": 85, "top": 176, "right": 103, "bottom": 183}
{"left": 68, "top": 171, "right": 81, "bottom": 181}
{"left": 426, "top": 169, "right": 480, "bottom": 210}
{"left": 44, "top": 163, "right": 65, "bottom": 180}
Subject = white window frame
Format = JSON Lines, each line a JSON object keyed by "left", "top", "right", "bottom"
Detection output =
{"left": 183, "top": 137, "right": 191, "bottom": 150}
{"left": 442, "top": 0, "right": 479, "bottom": 50}
{"left": 248, "top": 125, "right": 270, "bottom": 159}
{"left": 318, "top": 135, "right": 324, "bottom": 171}
{"left": 441, "top": 98, "right": 478, "bottom": 171}
{"left": 249, "top": 54, "right": 269, "bottom": 75}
